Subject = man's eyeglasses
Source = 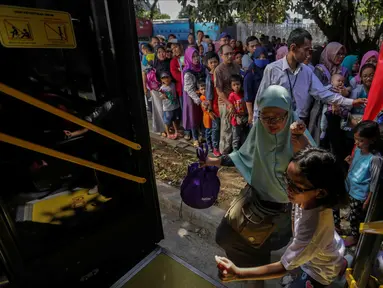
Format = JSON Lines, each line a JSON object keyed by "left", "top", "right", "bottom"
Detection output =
{"left": 283, "top": 172, "right": 315, "bottom": 194}
{"left": 258, "top": 112, "right": 288, "bottom": 124}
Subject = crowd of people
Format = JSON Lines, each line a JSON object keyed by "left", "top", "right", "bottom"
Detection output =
{"left": 140, "top": 28, "right": 383, "bottom": 288}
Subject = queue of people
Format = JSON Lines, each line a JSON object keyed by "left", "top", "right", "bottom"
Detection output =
{"left": 140, "top": 28, "right": 383, "bottom": 288}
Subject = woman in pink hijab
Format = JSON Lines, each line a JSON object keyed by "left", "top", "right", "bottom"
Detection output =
{"left": 350, "top": 50, "right": 379, "bottom": 88}
{"left": 317, "top": 42, "right": 347, "bottom": 81}
{"left": 309, "top": 42, "right": 347, "bottom": 157}
{"left": 276, "top": 46, "right": 288, "bottom": 60}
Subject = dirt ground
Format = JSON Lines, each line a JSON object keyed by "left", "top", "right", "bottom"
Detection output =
{"left": 152, "top": 138, "right": 245, "bottom": 210}
{"left": 152, "top": 138, "right": 353, "bottom": 237}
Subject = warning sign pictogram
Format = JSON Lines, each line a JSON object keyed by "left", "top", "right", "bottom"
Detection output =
{"left": 0, "top": 5, "right": 76, "bottom": 48}
{"left": 4, "top": 19, "right": 32, "bottom": 40}
{"left": 44, "top": 22, "right": 67, "bottom": 41}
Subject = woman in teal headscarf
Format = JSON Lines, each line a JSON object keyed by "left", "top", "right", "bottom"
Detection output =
{"left": 341, "top": 55, "right": 359, "bottom": 81}
{"left": 203, "top": 85, "right": 314, "bottom": 288}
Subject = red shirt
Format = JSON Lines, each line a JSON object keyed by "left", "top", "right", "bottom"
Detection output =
{"left": 228, "top": 91, "right": 246, "bottom": 126}
{"left": 170, "top": 57, "right": 182, "bottom": 97}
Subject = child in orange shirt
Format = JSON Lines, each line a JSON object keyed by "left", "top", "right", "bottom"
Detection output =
{"left": 198, "top": 80, "right": 215, "bottom": 151}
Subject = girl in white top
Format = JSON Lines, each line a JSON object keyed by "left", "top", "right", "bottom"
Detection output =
{"left": 216, "top": 147, "right": 347, "bottom": 287}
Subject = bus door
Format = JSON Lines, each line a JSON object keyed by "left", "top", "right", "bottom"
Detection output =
{"left": 0, "top": 1, "right": 162, "bottom": 287}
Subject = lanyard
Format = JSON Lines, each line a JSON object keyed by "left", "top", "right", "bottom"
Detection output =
{"left": 286, "top": 70, "right": 299, "bottom": 110}
{"left": 286, "top": 70, "right": 298, "bottom": 97}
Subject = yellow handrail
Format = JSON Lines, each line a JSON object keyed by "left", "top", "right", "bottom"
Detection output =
{"left": 0, "top": 83, "right": 141, "bottom": 150}
{"left": 360, "top": 221, "right": 383, "bottom": 235}
{"left": 0, "top": 132, "right": 146, "bottom": 184}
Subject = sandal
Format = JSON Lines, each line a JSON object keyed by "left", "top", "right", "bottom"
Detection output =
{"left": 335, "top": 227, "right": 342, "bottom": 235}
{"left": 344, "top": 236, "right": 358, "bottom": 247}
{"left": 167, "top": 133, "right": 178, "bottom": 140}
{"left": 184, "top": 134, "right": 191, "bottom": 141}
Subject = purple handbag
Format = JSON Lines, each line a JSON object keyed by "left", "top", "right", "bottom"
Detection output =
{"left": 180, "top": 143, "right": 220, "bottom": 209}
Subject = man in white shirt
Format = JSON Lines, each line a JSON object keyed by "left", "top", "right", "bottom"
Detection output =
{"left": 253, "top": 28, "right": 366, "bottom": 125}
{"left": 196, "top": 30, "right": 208, "bottom": 54}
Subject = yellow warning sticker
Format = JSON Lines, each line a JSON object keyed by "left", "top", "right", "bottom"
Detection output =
{"left": 0, "top": 5, "right": 76, "bottom": 48}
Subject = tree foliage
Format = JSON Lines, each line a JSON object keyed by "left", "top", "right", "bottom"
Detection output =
{"left": 177, "top": 0, "right": 290, "bottom": 25}
{"left": 177, "top": 0, "right": 383, "bottom": 51}
{"left": 293, "top": 0, "right": 383, "bottom": 51}
{"left": 134, "top": 0, "right": 171, "bottom": 20}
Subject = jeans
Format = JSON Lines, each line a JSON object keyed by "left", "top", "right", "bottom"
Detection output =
{"left": 289, "top": 270, "right": 326, "bottom": 287}
{"left": 191, "top": 127, "right": 200, "bottom": 141}
{"left": 205, "top": 128, "right": 212, "bottom": 147}
{"left": 232, "top": 125, "right": 246, "bottom": 150}
{"left": 179, "top": 95, "right": 183, "bottom": 111}
{"left": 212, "top": 118, "right": 220, "bottom": 150}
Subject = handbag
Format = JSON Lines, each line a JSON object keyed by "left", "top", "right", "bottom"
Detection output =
{"left": 225, "top": 185, "right": 283, "bottom": 248}
{"left": 180, "top": 143, "right": 220, "bottom": 209}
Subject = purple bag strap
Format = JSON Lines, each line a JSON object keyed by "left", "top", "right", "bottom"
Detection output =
{"left": 316, "top": 64, "right": 348, "bottom": 81}
{"left": 316, "top": 64, "right": 331, "bottom": 82}
{"left": 341, "top": 66, "right": 348, "bottom": 77}
{"left": 196, "top": 143, "right": 209, "bottom": 162}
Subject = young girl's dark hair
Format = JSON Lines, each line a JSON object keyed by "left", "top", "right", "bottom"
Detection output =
{"left": 291, "top": 147, "right": 348, "bottom": 208}
{"left": 354, "top": 120, "right": 381, "bottom": 154}
{"left": 360, "top": 63, "right": 376, "bottom": 84}
{"left": 230, "top": 74, "right": 242, "bottom": 84}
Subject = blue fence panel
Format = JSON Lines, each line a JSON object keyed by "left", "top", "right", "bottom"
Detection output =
{"left": 153, "top": 19, "right": 191, "bottom": 41}
{"left": 194, "top": 22, "right": 220, "bottom": 41}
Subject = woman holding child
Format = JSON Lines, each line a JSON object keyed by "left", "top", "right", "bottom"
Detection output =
{"left": 150, "top": 46, "right": 172, "bottom": 136}
{"left": 203, "top": 85, "right": 317, "bottom": 288}
{"left": 308, "top": 42, "right": 350, "bottom": 163}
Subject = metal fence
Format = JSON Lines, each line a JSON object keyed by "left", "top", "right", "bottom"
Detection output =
{"left": 236, "top": 22, "right": 379, "bottom": 46}
{"left": 236, "top": 22, "right": 327, "bottom": 45}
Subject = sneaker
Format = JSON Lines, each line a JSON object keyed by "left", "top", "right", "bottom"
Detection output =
{"left": 320, "top": 131, "right": 326, "bottom": 140}
{"left": 213, "top": 148, "right": 221, "bottom": 157}
{"left": 184, "top": 134, "right": 191, "bottom": 141}
{"left": 344, "top": 236, "right": 358, "bottom": 247}
{"left": 88, "top": 185, "right": 99, "bottom": 195}
{"left": 167, "top": 133, "right": 178, "bottom": 140}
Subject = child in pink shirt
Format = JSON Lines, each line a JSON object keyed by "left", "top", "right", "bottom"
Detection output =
{"left": 228, "top": 74, "right": 247, "bottom": 151}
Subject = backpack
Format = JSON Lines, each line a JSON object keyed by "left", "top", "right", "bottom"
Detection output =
{"left": 180, "top": 143, "right": 220, "bottom": 209}
{"left": 146, "top": 68, "right": 160, "bottom": 91}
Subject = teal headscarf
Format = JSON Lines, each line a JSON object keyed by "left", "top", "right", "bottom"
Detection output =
{"left": 341, "top": 55, "right": 358, "bottom": 80}
{"left": 229, "top": 85, "right": 315, "bottom": 203}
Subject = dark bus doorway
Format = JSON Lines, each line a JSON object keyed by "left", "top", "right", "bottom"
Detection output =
{"left": 0, "top": 1, "right": 163, "bottom": 287}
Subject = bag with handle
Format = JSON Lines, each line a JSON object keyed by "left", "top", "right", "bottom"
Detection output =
{"left": 146, "top": 68, "right": 160, "bottom": 91}
{"left": 180, "top": 143, "right": 220, "bottom": 209}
